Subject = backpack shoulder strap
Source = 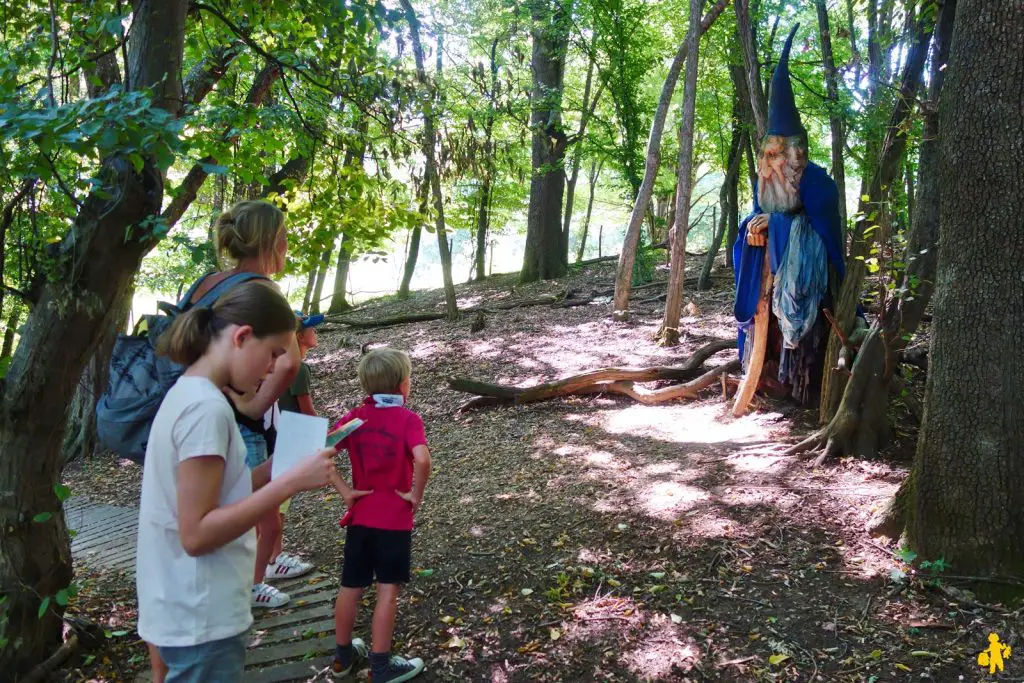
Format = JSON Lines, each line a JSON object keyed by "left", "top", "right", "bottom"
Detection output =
{"left": 177, "top": 271, "right": 217, "bottom": 308}
{"left": 190, "top": 271, "right": 269, "bottom": 310}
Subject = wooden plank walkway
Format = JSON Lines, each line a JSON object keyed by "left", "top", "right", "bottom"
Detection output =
{"left": 66, "top": 498, "right": 341, "bottom": 682}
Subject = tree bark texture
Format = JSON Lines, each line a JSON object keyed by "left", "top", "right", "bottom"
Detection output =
{"left": 906, "top": 0, "right": 1024, "bottom": 586}
{"left": 658, "top": 0, "right": 704, "bottom": 347}
{"left": 611, "top": 0, "right": 730, "bottom": 318}
{"left": 818, "top": 11, "right": 934, "bottom": 424}
{"left": 0, "top": 1, "right": 189, "bottom": 674}
{"left": 1, "top": 303, "right": 22, "bottom": 359}
{"left": 562, "top": 52, "right": 601, "bottom": 263}
{"left": 521, "top": 0, "right": 571, "bottom": 283}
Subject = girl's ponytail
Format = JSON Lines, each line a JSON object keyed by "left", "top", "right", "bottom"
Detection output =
{"left": 158, "top": 306, "right": 218, "bottom": 366}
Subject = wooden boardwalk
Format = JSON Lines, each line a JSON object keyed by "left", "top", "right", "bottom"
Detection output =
{"left": 65, "top": 498, "right": 339, "bottom": 682}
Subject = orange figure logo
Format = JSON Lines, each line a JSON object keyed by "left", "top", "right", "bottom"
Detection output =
{"left": 978, "top": 633, "right": 1011, "bottom": 674}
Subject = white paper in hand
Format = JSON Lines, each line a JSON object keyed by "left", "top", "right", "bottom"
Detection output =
{"left": 271, "top": 411, "right": 329, "bottom": 481}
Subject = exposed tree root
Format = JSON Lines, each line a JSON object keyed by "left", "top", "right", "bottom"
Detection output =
{"left": 23, "top": 634, "right": 78, "bottom": 683}
{"left": 867, "top": 470, "right": 914, "bottom": 539}
{"left": 450, "top": 339, "right": 737, "bottom": 411}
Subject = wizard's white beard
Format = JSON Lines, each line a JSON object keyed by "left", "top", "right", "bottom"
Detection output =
{"left": 758, "top": 160, "right": 803, "bottom": 213}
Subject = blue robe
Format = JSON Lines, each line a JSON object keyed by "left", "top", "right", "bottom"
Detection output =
{"left": 733, "top": 162, "right": 845, "bottom": 357}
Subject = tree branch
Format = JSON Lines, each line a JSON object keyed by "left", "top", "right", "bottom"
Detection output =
{"left": 161, "top": 62, "right": 282, "bottom": 227}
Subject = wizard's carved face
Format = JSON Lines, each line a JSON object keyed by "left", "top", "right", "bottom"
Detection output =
{"left": 757, "top": 135, "right": 807, "bottom": 213}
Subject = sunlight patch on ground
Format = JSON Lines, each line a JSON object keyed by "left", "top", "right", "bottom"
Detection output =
{"left": 639, "top": 481, "right": 710, "bottom": 520}
{"left": 621, "top": 614, "right": 699, "bottom": 680}
{"left": 597, "top": 403, "right": 766, "bottom": 445}
{"left": 727, "top": 453, "right": 791, "bottom": 473}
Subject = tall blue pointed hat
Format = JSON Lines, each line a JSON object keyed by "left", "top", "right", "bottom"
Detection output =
{"left": 766, "top": 24, "right": 803, "bottom": 137}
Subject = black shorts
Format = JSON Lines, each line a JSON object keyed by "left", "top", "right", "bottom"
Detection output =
{"left": 340, "top": 525, "right": 412, "bottom": 588}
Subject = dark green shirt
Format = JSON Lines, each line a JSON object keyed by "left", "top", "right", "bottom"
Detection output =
{"left": 278, "top": 362, "right": 311, "bottom": 414}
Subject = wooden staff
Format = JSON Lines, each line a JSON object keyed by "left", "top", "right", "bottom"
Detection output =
{"left": 732, "top": 246, "right": 773, "bottom": 417}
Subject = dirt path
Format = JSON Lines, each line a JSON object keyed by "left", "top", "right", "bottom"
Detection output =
{"left": 64, "top": 262, "right": 1021, "bottom": 682}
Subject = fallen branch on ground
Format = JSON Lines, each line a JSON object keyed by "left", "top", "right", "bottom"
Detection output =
{"left": 450, "top": 339, "right": 737, "bottom": 411}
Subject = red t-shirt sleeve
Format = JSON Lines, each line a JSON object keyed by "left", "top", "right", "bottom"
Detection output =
{"left": 405, "top": 412, "right": 427, "bottom": 453}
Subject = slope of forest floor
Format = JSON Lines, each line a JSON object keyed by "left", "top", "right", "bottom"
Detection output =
{"left": 63, "top": 259, "right": 1022, "bottom": 682}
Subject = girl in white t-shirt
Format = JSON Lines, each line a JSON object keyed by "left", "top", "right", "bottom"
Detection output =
{"left": 136, "top": 280, "right": 337, "bottom": 682}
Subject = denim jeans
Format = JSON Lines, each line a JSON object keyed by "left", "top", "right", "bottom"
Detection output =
{"left": 239, "top": 423, "right": 268, "bottom": 469}
{"left": 159, "top": 633, "right": 247, "bottom": 683}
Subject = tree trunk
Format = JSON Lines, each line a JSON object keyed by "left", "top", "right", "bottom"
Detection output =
{"left": 61, "top": 287, "right": 132, "bottom": 464}
{"left": 1, "top": 303, "right": 21, "bottom": 359}
{"left": 789, "top": 0, "right": 953, "bottom": 464}
{"left": 401, "top": 0, "right": 458, "bottom": 320}
{"left": 818, "top": 10, "right": 934, "bottom": 424}
{"left": 735, "top": 0, "right": 768, "bottom": 140}
{"left": 611, "top": 0, "right": 730, "bottom": 319}
{"left": 906, "top": 0, "right": 1024, "bottom": 591}
{"left": 657, "top": 0, "right": 704, "bottom": 347}
{"left": 815, "top": 0, "right": 847, "bottom": 229}
{"left": 576, "top": 159, "right": 602, "bottom": 263}
{"left": 521, "top": 0, "right": 571, "bottom": 283}
{"left": 698, "top": 124, "right": 744, "bottom": 290}
{"left": 474, "top": 180, "right": 491, "bottom": 282}
{"left": 310, "top": 249, "right": 332, "bottom": 315}
{"left": 398, "top": 180, "right": 429, "bottom": 299}
{"left": 301, "top": 267, "right": 316, "bottom": 314}
{"left": 562, "top": 48, "right": 600, "bottom": 262}
{"left": 0, "top": 2, "right": 189, "bottom": 674}
{"left": 328, "top": 235, "right": 353, "bottom": 315}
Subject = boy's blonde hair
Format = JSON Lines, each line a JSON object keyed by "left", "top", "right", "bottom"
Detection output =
{"left": 358, "top": 348, "right": 412, "bottom": 395}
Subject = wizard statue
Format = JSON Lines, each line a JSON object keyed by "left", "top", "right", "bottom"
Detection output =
{"left": 733, "top": 24, "right": 846, "bottom": 406}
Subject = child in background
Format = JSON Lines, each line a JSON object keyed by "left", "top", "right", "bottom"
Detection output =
{"left": 136, "top": 280, "right": 346, "bottom": 682}
{"left": 265, "top": 310, "right": 325, "bottom": 578}
{"left": 278, "top": 311, "right": 324, "bottom": 416}
{"left": 330, "top": 349, "right": 432, "bottom": 682}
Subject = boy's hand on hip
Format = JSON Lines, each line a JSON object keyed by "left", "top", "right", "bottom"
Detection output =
{"left": 343, "top": 488, "right": 372, "bottom": 508}
{"left": 395, "top": 489, "right": 421, "bottom": 514}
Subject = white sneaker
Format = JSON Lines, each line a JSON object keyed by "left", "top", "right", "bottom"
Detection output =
{"left": 251, "top": 582, "right": 289, "bottom": 608}
{"left": 265, "top": 552, "right": 314, "bottom": 581}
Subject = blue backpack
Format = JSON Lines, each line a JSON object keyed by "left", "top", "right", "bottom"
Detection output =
{"left": 96, "top": 271, "right": 266, "bottom": 463}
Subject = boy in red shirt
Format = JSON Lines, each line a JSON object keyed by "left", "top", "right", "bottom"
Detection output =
{"left": 330, "top": 348, "right": 431, "bottom": 682}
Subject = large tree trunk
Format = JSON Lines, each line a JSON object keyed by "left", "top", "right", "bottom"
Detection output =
{"left": 657, "top": 0, "right": 704, "bottom": 347}
{"left": 818, "top": 10, "right": 934, "bottom": 424}
{"left": 815, "top": 0, "right": 847, "bottom": 229}
{"left": 791, "top": 0, "right": 951, "bottom": 466}
{"left": 905, "top": 0, "right": 1024, "bottom": 592}
{"left": 576, "top": 159, "right": 602, "bottom": 263}
{"left": 62, "top": 288, "right": 133, "bottom": 464}
{"left": 0, "top": 2, "right": 189, "bottom": 675}
{"left": 521, "top": 0, "right": 571, "bottom": 283}
{"left": 611, "top": 0, "right": 730, "bottom": 319}
{"left": 401, "top": 0, "right": 458, "bottom": 319}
